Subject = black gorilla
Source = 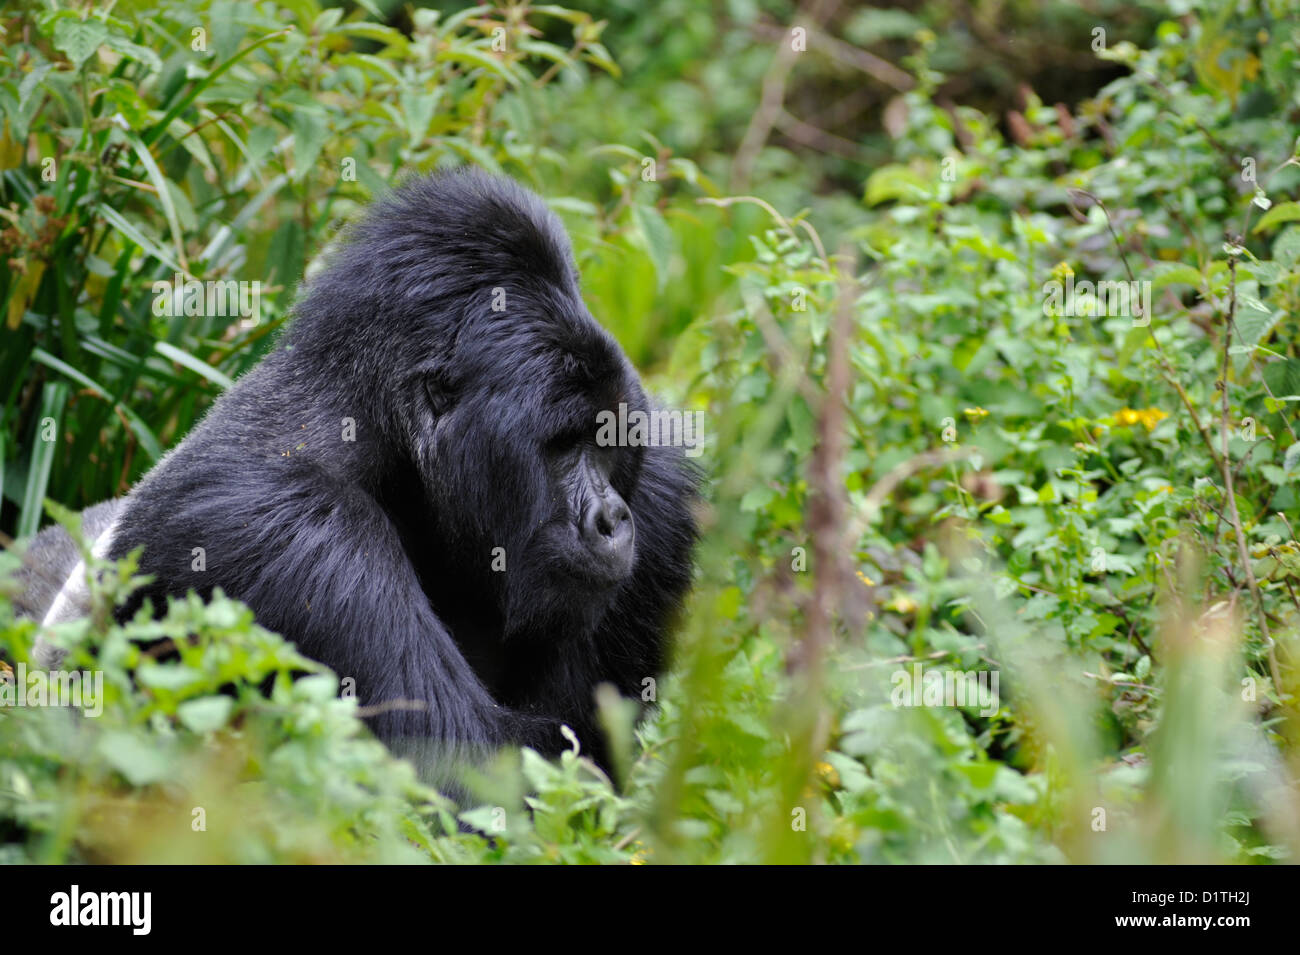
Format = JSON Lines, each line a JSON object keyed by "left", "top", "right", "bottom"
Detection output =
{"left": 20, "top": 171, "right": 697, "bottom": 778}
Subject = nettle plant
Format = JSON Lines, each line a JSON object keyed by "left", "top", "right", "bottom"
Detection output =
{"left": 661, "top": 10, "right": 1299, "bottom": 861}
{"left": 858, "top": 13, "right": 1299, "bottom": 857}
{"left": 0, "top": 515, "right": 449, "bottom": 863}
{"left": 0, "top": 520, "right": 640, "bottom": 863}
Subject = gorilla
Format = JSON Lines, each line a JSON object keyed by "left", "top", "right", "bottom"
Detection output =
{"left": 15, "top": 170, "right": 697, "bottom": 780}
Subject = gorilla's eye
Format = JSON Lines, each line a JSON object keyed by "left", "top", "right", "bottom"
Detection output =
{"left": 546, "top": 429, "right": 587, "bottom": 455}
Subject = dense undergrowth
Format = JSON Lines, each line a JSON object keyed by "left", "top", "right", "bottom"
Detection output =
{"left": 1, "top": 0, "right": 1298, "bottom": 863}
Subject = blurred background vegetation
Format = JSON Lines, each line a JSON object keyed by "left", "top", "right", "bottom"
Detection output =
{"left": 1, "top": 0, "right": 1298, "bottom": 863}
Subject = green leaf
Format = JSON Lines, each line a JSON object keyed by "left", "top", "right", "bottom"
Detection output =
{"left": 631, "top": 202, "right": 675, "bottom": 291}
{"left": 1149, "top": 262, "right": 1202, "bottom": 290}
{"left": 329, "top": 22, "right": 407, "bottom": 54}
{"left": 289, "top": 110, "right": 328, "bottom": 181}
{"left": 103, "top": 34, "right": 163, "bottom": 74}
{"left": 53, "top": 19, "right": 108, "bottom": 66}
{"left": 16, "top": 382, "right": 67, "bottom": 539}
{"left": 155, "top": 341, "right": 236, "bottom": 390}
{"left": 98, "top": 731, "right": 170, "bottom": 786}
{"left": 1272, "top": 226, "right": 1300, "bottom": 268}
{"left": 399, "top": 90, "right": 439, "bottom": 145}
{"left": 178, "top": 696, "right": 234, "bottom": 733}
{"left": 1244, "top": 260, "right": 1288, "bottom": 286}
{"left": 136, "top": 663, "right": 203, "bottom": 691}
{"left": 351, "top": 0, "right": 385, "bottom": 18}
{"left": 1233, "top": 307, "right": 1282, "bottom": 348}
{"left": 864, "top": 164, "right": 930, "bottom": 206}
{"left": 1284, "top": 443, "right": 1300, "bottom": 473}
{"left": 97, "top": 202, "right": 183, "bottom": 272}
{"left": 128, "top": 136, "right": 188, "bottom": 270}
{"left": 1265, "top": 358, "right": 1300, "bottom": 399}
{"left": 267, "top": 218, "right": 306, "bottom": 288}
{"left": 1253, "top": 200, "right": 1300, "bottom": 233}
{"left": 458, "top": 806, "right": 505, "bottom": 835}
{"left": 1135, "top": 654, "right": 1151, "bottom": 680}
{"left": 293, "top": 674, "right": 339, "bottom": 702}
{"left": 436, "top": 45, "right": 527, "bottom": 86}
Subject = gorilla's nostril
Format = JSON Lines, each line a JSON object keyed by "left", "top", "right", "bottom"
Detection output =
{"left": 595, "top": 500, "right": 628, "bottom": 538}
{"left": 582, "top": 496, "right": 633, "bottom": 566}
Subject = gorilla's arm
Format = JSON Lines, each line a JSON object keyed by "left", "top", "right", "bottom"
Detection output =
{"left": 15, "top": 500, "right": 124, "bottom": 668}
{"left": 112, "top": 454, "right": 557, "bottom": 761}
{"left": 14, "top": 499, "right": 123, "bottom": 622}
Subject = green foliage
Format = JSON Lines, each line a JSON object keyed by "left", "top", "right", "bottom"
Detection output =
{"left": 2, "top": 0, "right": 1298, "bottom": 864}
{"left": 649, "top": 1, "right": 1300, "bottom": 863}
{"left": 0, "top": 532, "right": 450, "bottom": 862}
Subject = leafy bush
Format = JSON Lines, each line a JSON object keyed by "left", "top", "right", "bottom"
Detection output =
{"left": 2, "top": 0, "right": 1297, "bottom": 863}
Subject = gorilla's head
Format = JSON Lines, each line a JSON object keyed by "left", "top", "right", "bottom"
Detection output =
{"left": 419, "top": 277, "right": 651, "bottom": 641}
{"left": 294, "top": 171, "right": 650, "bottom": 640}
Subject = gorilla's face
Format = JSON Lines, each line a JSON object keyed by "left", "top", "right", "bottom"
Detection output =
{"left": 410, "top": 312, "right": 646, "bottom": 639}
{"left": 541, "top": 433, "right": 637, "bottom": 585}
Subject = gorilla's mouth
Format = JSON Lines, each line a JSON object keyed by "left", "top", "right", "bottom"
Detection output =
{"left": 528, "top": 515, "right": 637, "bottom": 589}
{"left": 502, "top": 553, "right": 625, "bottom": 641}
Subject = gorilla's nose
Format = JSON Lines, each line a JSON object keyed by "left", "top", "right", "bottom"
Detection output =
{"left": 582, "top": 493, "right": 635, "bottom": 572}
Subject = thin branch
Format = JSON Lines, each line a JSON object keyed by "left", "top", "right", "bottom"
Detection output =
{"left": 733, "top": 0, "right": 840, "bottom": 192}
{"left": 1220, "top": 249, "right": 1283, "bottom": 689}
{"left": 751, "top": 19, "right": 915, "bottom": 92}
{"left": 774, "top": 108, "right": 867, "bottom": 161}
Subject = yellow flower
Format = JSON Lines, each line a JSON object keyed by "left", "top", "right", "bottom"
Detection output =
{"left": 1050, "top": 261, "right": 1075, "bottom": 280}
{"left": 1137, "top": 407, "right": 1167, "bottom": 430}
{"left": 816, "top": 761, "right": 842, "bottom": 789}
{"left": 885, "top": 594, "right": 918, "bottom": 614}
{"left": 1115, "top": 407, "right": 1167, "bottom": 431}
{"left": 963, "top": 406, "right": 990, "bottom": 422}
{"left": 856, "top": 570, "right": 877, "bottom": 587}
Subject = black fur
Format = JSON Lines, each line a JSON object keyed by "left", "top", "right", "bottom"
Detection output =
{"left": 96, "top": 171, "right": 696, "bottom": 778}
